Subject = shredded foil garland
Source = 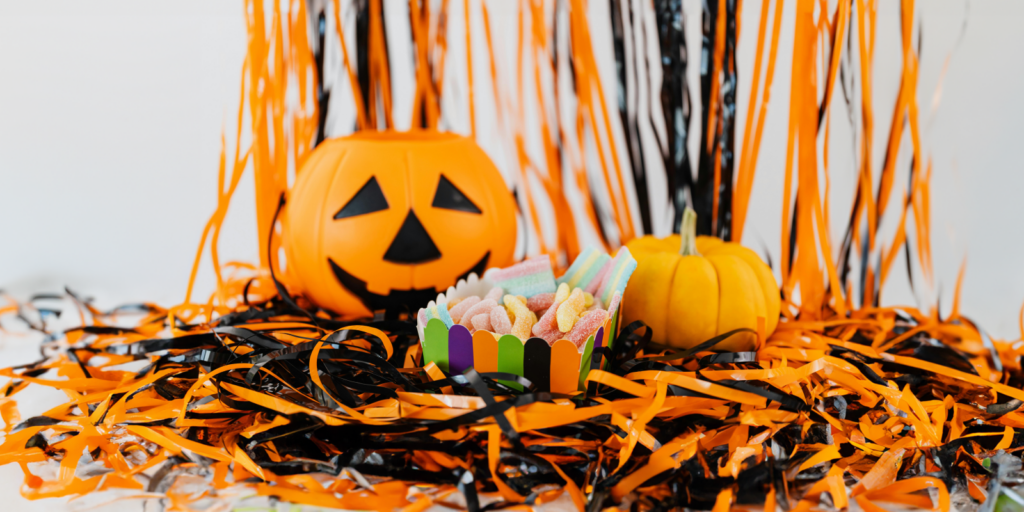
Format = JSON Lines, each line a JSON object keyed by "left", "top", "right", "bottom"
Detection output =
{"left": 1, "top": 0, "right": 1016, "bottom": 511}
{"left": 4, "top": 276, "right": 1024, "bottom": 511}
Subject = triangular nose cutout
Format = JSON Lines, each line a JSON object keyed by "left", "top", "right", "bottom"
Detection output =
{"left": 384, "top": 211, "right": 442, "bottom": 264}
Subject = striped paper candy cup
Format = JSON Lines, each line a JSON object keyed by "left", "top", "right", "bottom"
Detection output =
{"left": 417, "top": 271, "right": 624, "bottom": 393}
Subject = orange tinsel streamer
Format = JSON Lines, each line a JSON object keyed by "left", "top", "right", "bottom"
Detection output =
{"left": 0, "top": 1, "right": 1012, "bottom": 512}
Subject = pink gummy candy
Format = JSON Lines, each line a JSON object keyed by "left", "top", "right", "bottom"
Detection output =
{"left": 567, "top": 310, "right": 609, "bottom": 347}
{"left": 448, "top": 296, "right": 481, "bottom": 324}
{"left": 537, "top": 325, "right": 564, "bottom": 345}
{"left": 489, "top": 255, "right": 548, "bottom": 281}
{"left": 458, "top": 299, "right": 497, "bottom": 328}
{"left": 606, "top": 291, "right": 622, "bottom": 316}
{"left": 526, "top": 293, "right": 555, "bottom": 313}
{"left": 471, "top": 313, "right": 493, "bottom": 332}
{"left": 484, "top": 287, "right": 504, "bottom": 302}
{"left": 532, "top": 299, "right": 562, "bottom": 336}
{"left": 490, "top": 306, "right": 512, "bottom": 335}
{"left": 417, "top": 308, "right": 428, "bottom": 328}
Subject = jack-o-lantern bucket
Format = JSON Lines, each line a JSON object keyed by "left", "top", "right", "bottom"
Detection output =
{"left": 282, "top": 130, "right": 517, "bottom": 319}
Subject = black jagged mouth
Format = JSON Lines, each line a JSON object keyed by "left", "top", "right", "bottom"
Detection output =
{"left": 328, "top": 251, "right": 490, "bottom": 312}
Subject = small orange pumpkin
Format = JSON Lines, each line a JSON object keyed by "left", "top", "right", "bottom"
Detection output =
{"left": 622, "top": 209, "right": 779, "bottom": 351}
{"left": 282, "top": 131, "right": 517, "bottom": 319}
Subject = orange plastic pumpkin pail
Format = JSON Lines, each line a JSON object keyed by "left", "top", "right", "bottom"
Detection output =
{"left": 282, "top": 130, "right": 517, "bottom": 319}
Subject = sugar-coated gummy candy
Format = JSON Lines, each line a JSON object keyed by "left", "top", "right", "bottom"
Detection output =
{"left": 554, "top": 282, "right": 571, "bottom": 304}
{"left": 558, "top": 246, "right": 611, "bottom": 292}
{"left": 597, "top": 247, "right": 637, "bottom": 305}
{"left": 606, "top": 291, "right": 622, "bottom": 316}
{"left": 526, "top": 293, "right": 555, "bottom": 313}
{"left": 584, "top": 292, "right": 594, "bottom": 307}
{"left": 567, "top": 310, "right": 609, "bottom": 347}
{"left": 536, "top": 324, "right": 564, "bottom": 345}
{"left": 490, "top": 255, "right": 557, "bottom": 297}
{"left": 484, "top": 287, "right": 504, "bottom": 302}
{"left": 471, "top": 313, "right": 493, "bottom": 332}
{"left": 504, "top": 295, "right": 536, "bottom": 340}
{"left": 532, "top": 299, "right": 561, "bottom": 336}
{"left": 509, "top": 295, "right": 529, "bottom": 324}
{"left": 556, "top": 288, "right": 585, "bottom": 332}
{"left": 585, "top": 260, "right": 612, "bottom": 295}
{"left": 436, "top": 303, "right": 454, "bottom": 328}
{"left": 512, "top": 321, "right": 533, "bottom": 341}
{"left": 490, "top": 306, "right": 512, "bottom": 335}
{"left": 458, "top": 299, "right": 497, "bottom": 328}
{"left": 448, "top": 296, "right": 481, "bottom": 324}
{"left": 417, "top": 308, "right": 428, "bottom": 328}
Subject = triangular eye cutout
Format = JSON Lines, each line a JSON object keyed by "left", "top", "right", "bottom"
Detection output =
{"left": 334, "top": 177, "right": 389, "bottom": 219}
{"left": 431, "top": 175, "right": 482, "bottom": 214}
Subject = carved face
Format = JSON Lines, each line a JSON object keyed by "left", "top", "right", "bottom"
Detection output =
{"left": 282, "top": 131, "right": 517, "bottom": 319}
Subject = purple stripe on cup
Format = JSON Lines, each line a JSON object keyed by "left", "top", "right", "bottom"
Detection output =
{"left": 447, "top": 324, "right": 474, "bottom": 375}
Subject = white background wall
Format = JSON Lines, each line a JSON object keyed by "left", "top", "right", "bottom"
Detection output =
{"left": 2, "top": 0, "right": 1023, "bottom": 340}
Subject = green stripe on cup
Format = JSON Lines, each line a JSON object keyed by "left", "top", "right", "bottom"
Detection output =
{"left": 423, "top": 318, "right": 450, "bottom": 373}
{"left": 578, "top": 335, "right": 595, "bottom": 391}
{"left": 496, "top": 335, "right": 525, "bottom": 391}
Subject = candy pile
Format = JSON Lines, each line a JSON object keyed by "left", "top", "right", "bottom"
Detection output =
{"left": 418, "top": 247, "right": 636, "bottom": 348}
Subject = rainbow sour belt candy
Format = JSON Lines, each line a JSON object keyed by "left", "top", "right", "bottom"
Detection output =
{"left": 596, "top": 247, "right": 637, "bottom": 306}
{"left": 489, "top": 255, "right": 557, "bottom": 297}
{"left": 557, "top": 246, "right": 611, "bottom": 291}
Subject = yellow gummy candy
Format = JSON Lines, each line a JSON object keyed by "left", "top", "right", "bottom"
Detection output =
{"left": 516, "top": 295, "right": 527, "bottom": 305}
{"left": 556, "top": 288, "right": 585, "bottom": 332}
{"left": 584, "top": 292, "right": 594, "bottom": 307}
{"left": 554, "top": 282, "right": 570, "bottom": 304}
{"left": 504, "top": 295, "right": 536, "bottom": 340}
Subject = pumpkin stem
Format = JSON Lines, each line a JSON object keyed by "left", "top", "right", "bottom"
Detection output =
{"left": 679, "top": 207, "right": 700, "bottom": 256}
